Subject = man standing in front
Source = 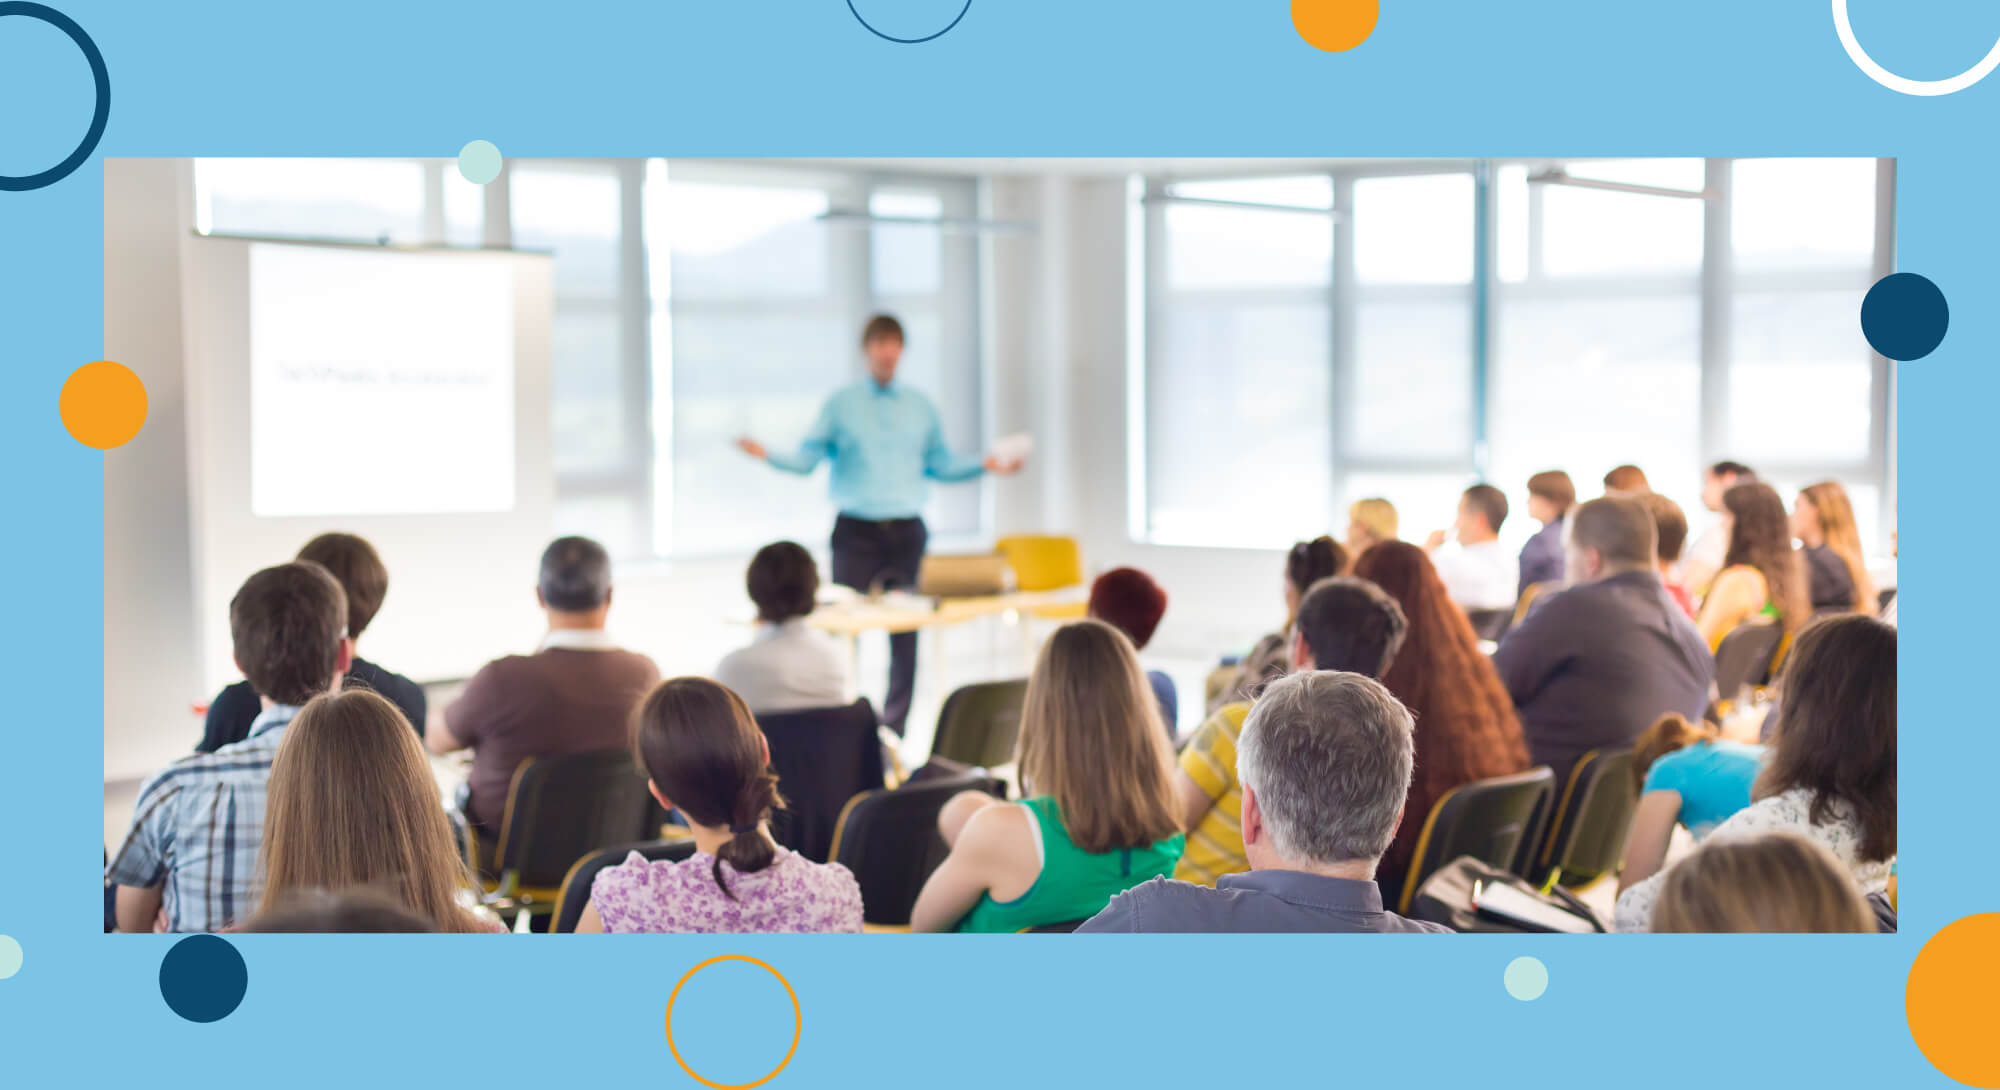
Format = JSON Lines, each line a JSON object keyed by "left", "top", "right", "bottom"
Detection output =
{"left": 737, "top": 314, "right": 1021, "bottom": 735}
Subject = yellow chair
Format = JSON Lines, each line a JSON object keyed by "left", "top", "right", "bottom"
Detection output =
{"left": 994, "top": 534, "right": 1088, "bottom": 620}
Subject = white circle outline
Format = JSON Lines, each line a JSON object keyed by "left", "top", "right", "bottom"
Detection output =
{"left": 1833, "top": 0, "right": 2000, "bottom": 96}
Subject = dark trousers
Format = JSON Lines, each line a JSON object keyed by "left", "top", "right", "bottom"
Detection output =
{"left": 831, "top": 514, "right": 927, "bottom": 734}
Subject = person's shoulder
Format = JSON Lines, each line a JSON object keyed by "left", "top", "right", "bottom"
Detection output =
{"left": 1078, "top": 875, "right": 1199, "bottom": 932}
{"left": 619, "top": 649, "right": 663, "bottom": 682}
{"left": 804, "top": 856, "right": 866, "bottom": 898}
{"left": 958, "top": 799, "right": 1037, "bottom": 862}
{"left": 1382, "top": 910, "right": 1455, "bottom": 934}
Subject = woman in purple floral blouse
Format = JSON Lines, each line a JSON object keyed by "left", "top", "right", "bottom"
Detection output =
{"left": 576, "top": 678, "right": 864, "bottom": 933}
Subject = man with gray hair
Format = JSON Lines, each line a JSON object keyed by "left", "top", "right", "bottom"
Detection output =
{"left": 1080, "top": 671, "right": 1451, "bottom": 933}
{"left": 428, "top": 536, "right": 661, "bottom": 846}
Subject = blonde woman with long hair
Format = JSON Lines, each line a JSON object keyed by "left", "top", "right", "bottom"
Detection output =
{"left": 1650, "top": 832, "right": 1877, "bottom": 933}
{"left": 911, "top": 620, "right": 1184, "bottom": 932}
{"left": 257, "top": 690, "right": 500, "bottom": 933}
{"left": 1793, "top": 481, "right": 1876, "bottom": 614}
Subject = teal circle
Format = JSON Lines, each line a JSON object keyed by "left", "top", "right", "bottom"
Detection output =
{"left": 0, "top": 934, "right": 20, "bottom": 979}
{"left": 1504, "top": 956, "right": 1547, "bottom": 1001}
{"left": 457, "top": 139, "right": 502, "bottom": 185}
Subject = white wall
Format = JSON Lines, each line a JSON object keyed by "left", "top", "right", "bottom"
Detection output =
{"left": 105, "top": 160, "right": 205, "bottom": 781}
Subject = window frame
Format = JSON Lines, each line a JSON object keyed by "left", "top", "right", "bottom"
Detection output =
{"left": 1135, "top": 157, "right": 1898, "bottom": 554}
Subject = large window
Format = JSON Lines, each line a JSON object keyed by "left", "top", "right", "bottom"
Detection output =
{"left": 194, "top": 158, "right": 988, "bottom": 560}
{"left": 1139, "top": 158, "right": 1895, "bottom": 553}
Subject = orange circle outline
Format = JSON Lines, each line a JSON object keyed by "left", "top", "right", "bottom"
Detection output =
{"left": 663, "top": 955, "right": 801, "bottom": 1090}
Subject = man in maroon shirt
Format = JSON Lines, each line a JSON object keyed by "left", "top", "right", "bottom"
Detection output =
{"left": 429, "top": 536, "right": 660, "bottom": 839}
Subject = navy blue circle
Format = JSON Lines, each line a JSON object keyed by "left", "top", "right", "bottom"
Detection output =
{"left": 0, "top": 2, "right": 110, "bottom": 192}
{"left": 846, "top": 0, "right": 972, "bottom": 43}
{"left": 158, "top": 935, "right": 247, "bottom": 1023}
{"left": 1860, "top": 272, "right": 1949, "bottom": 361}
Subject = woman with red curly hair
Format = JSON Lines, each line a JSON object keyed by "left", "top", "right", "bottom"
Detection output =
{"left": 1351, "top": 542, "right": 1532, "bottom": 906}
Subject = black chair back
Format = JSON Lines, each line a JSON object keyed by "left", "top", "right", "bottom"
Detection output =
{"left": 1396, "top": 767, "right": 1556, "bottom": 915}
{"left": 931, "top": 679, "right": 1028, "bottom": 767}
{"left": 1023, "top": 918, "right": 1089, "bottom": 933}
{"left": 1533, "top": 747, "right": 1638, "bottom": 890}
{"left": 830, "top": 772, "right": 1006, "bottom": 926}
{"left": 758, "top": 700, "right": 887, "bottom": 864}
{"left": 550, "top": 838, "right": 698, "bottom": 933}
{"left": 493, "top": 748, "right": 658, "bottom": 891}
{"left": 1466, "top": 609, "right": 1512, "bottom": 643}
{"left": 1714, "top": 621, "right": 1785, "bottom": 699}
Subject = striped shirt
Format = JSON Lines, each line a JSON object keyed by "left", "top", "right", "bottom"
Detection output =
{"left": 1174, "top": 702, "right": 1252, "bottom": 887}
{"left": 106, "top": 704, "right": 299, "bottom": 932}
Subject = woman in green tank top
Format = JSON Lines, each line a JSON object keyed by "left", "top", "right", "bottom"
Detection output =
{"left": 910, "top": 620, "right": 1187, "bottom": 933}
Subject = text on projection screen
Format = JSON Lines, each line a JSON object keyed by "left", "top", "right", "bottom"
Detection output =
{"left": 249, "top": 242, "right": 516, "bottom": 517}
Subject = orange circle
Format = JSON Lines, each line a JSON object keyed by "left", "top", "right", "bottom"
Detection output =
{"left": 1291, "top": 0, "right": 1380, "bottom": 52}
{"left": 663, "top": 955, "right": 801, "bottom": 1090}
{"left": 59, "top": 360, "right": 147, "bottom": 449}
{"left": 1908, "top": 914, "right": 2000, "bottom": 1087}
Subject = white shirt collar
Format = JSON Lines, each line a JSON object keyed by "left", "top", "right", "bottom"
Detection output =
{"left": 539, "top": 628, "right": 623, "bottom": 652}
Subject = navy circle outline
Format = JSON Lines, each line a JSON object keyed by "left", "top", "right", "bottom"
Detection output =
{"left": 0, "top": 2, "right": 110, "bottom": 192}
{"left": 846, "top": 0, "right": 972, "bottom": 44}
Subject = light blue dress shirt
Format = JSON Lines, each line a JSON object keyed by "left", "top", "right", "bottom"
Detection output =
{"left": 765, "top": 378, "right": 985, "bottom": 520}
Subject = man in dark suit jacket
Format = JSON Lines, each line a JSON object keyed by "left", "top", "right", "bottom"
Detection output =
{"left": 1492, "top": 497, "right": 1713, "bottom": 789}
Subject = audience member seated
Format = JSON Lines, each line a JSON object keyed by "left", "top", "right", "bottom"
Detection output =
{"left": 1079, "top": 671, "right": 1450, "bottom": 934}
{"left": 909, "top": 620, "right": 1182, "bottom": 931}
{"left": 1210, "top": 536, "right": 1346, "bottom": 712}
{"left": 199, "top": 532, "right": 424, "bottom": 753}
{"left": 1425, "top": 483, "right": 1518, "bottom": 612}
{"left": 1615, "top": 614, "right": 1895, "bottom": 931}
{"left": 1617, "top": 713, "right": 1765, "bottom": 893}
{"left": 1639, "top": 493, "right": 1696, "bottom": 619}
{"left": 239, "top": 889, "right": 438, "bottom": 933}
{"left": 1492, "top": 497, "right": 1712, "bottom": 790}
{"left": 714, "top": 541, "right": 849, "bottom": 714}
{"left": 1681, "top": 460, "right": 1756, "bottom": 597}
{"left": 1793, "top": 481, "right": 1876, "bottom": 615}
{"left": 1345, "top": 496, "right": 1399, "bottom": 560}
{"left": 1649, "top": 832, "right": 1877, "bottom": 933}
{"left": 1518, "top": 470, "right": 1574, "bottom": 597}
{"left": 1178, "top": 576, "right": 1407, "bottom": 887}
{"left": 258, "top": 690, "right": 500, "bottom": 932}
{"left": 1352, "top": 543, "right": 1532, "bottom": 905}
{"left": 428, "top": 536, "right": 661, "bottom": 842}
{"left": 1602, "top": 464, "right": 1651, "bottom": 496}
{"left": 1088, "top": 566, "right": 1177, "bottom": 734}
{"left": 579, "top": 678, "right": 864, "bottom": 933}
{"left": 1696, "top": 482, "right": 1809, "bottom": 651}
{"left": 108, "top": 561, "right": 352, "bottom": 932}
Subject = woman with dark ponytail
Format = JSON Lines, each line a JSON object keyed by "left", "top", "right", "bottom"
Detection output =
{"left": 575, "top": 678, "right": 863, "bottom": 932}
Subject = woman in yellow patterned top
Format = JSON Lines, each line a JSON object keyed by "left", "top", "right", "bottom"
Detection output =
{"left": 1174, "top": 576, "right": 1408, "bottom": 886}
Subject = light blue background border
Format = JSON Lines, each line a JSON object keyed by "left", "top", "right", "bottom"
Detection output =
{"left": 0, "top": 0, "right": 1976, "bottom": 1084}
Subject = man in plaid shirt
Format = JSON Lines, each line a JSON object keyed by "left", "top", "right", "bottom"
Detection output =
{"left": 107, "top": 561, "right": 352, "bottom": 932}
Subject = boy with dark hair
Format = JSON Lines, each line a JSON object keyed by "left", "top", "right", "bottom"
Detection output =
{"left": 108, "top": 561, "right": 353, "bottom": 932}
{"left": 198, "top": 532, "right": 425, "bottom": 752}
{"left": 717, "top": 542, "right": 851, "bottom": 714}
